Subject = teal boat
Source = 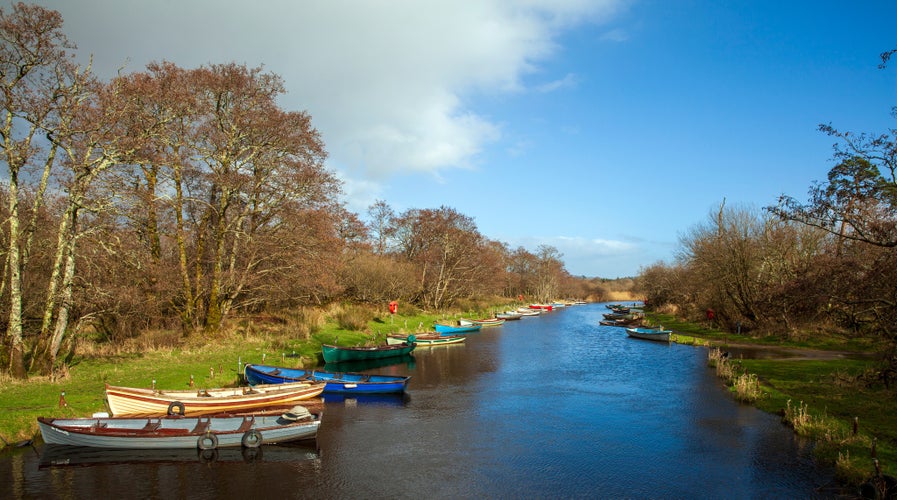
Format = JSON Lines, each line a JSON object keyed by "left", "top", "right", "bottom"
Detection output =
{"left": 433, "top": 323, "right": 482, "bottom": 335}
{"left": 321, "top": 339, "right": 416, "bottom": 364}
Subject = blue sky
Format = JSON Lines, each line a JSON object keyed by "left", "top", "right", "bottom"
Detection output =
{"left": 32, "top": 0, "right": 897, "bottom": 278}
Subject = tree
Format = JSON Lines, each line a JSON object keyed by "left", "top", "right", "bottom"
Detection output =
{"left": 367, "top": 199, "right": 395, "bottom": 255}
{"left": 532, "top": 245, "right": 564, "bottom": 303}
{"left": 393, "top": 206, "right": 485, "bottom": 310}
{"left": 0, "top": 3, "right": 78, "bottom": 377}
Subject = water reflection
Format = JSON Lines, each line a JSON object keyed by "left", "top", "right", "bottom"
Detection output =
{"left": 320, "top": 353, "right": 416, "bottom": 372}
{"left": 39, "top": 442, "right": 320, "bottom": 468}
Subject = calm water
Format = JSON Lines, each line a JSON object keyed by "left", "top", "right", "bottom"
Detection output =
{"left": 1, "top": 303, "right": 838, "bottom": 499}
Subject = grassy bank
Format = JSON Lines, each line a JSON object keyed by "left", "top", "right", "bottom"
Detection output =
{"left": 650, "top": 312, "right": 896, "bottom": 484}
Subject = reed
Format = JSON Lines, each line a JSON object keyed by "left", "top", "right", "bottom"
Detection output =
{"left": 733, "top": 373, "right": 762, "bottom": 402}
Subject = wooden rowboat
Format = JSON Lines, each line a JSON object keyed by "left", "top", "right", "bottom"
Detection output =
{"left": 387, "top": 334, "right": 465, "bottom": 346}
{"left": 104, "top": 381, "right": 325, "bottom": 417}
{"left": 625, "top": 327, "right": 672, "bottom": 342}
{"left": 459, "top": 317, "right": 505, "bottom": 327}
{"left": 37, "top": 407, "right": 320, "bottom": 449}
{"left": 243, "top": 363, "right": 411, "bottom": 394}
{"left": 515, "top": 307, "right": 542, "bottom": 316}
{"left": 321, "top": 342, "right": 416, "bottom": 364}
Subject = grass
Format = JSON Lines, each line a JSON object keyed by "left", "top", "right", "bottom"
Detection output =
{"left": 665, "top": 313, "right": 897, "bottom": 485}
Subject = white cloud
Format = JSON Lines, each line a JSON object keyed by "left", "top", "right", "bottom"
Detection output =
{"left": 36, "top": 0, "right": 623, "bottom": 194}
{"left": 505, "top": 235, "right": 639, "bottom": 277}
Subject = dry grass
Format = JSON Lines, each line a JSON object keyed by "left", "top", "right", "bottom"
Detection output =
{"left": 733, "top": 373, "right": 762, "bottom": 402}
{"left": 708, "top": 348, "right": 761, "bottom": 402}
{"left": 336, "top": 304, "right": 375, "bottom": 332}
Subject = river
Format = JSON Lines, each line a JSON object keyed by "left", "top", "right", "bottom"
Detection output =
{"left": 1, "top": 302, "right": 839, "bottom": 499}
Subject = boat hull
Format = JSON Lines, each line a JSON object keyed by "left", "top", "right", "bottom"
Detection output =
{"left": 434, "top": 323, "right": 482, "bottom": 335}
{"left": 459, "top": 318, "right": 505, "bottom": 327}
{"left": 321, "top": 343, "right": 415, "bottom": 363}
{"left": 105, "top": 382, "right": 324, "bottom": 417}
{"left": 625, "top": 328, "right": 672, "bottom": 342}
{"left": 387, "top": 335, "right": 465, "bottom": 346}
{"left": 243, "top": 363, "right": 410, "bottom": 394}
{"left": 37, "top": 413, "right": 320, "bottom": 449}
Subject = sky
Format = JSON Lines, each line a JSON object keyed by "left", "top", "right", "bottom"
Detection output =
{"left": 28, "top": 0, "right": 897, "bottom": 278}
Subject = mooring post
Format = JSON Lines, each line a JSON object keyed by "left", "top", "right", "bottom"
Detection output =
{"left": 853, "top": 416, "right": 859, "bottom": 436}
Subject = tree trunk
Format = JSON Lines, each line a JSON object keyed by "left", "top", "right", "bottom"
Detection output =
{"left": 173, "top": 165, "right": 195, "bottom": 332}
{"left": 47, "top": 232, "right": 77, "bottom": 372}
{"left": 30, "top": 203, "right": 73, "bottom": 371}
{"left": 5, "top": 173, "right": 26, "bottom": 378}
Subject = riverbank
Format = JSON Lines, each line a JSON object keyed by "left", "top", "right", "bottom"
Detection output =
{"left": 647, "top": 312, "right": 896, "bottom": 485}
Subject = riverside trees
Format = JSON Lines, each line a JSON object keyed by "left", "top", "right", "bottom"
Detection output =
{"left": 640, "top": 49, "right": 897, "bottom": 380}
{"left": 0, "top": 4, "right": 342, "bottom": 377}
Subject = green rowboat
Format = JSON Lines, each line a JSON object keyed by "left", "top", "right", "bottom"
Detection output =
{"left": 321, "top": 339, "right": 417, "bottom": 364}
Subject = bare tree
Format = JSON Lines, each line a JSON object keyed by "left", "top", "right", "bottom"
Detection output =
{"left": 0, "top": 3, "right": 78, "bottom": 377}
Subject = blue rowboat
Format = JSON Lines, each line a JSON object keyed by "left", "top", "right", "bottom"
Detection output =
{"left": 244, "top": 363, "right": 410, "bottom": 394}
{"left": 433, "top": 323, "right": 482, "bottom": 335}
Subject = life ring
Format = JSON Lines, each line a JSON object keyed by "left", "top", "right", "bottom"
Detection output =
{"left": 167, "top": 401, "right": 186, "bottom": 416}
{"left": 197, "top": 432, "right": 218, "bottom": 450}
{"left": 241, "top": 429, "right": 263, "bottom": 448}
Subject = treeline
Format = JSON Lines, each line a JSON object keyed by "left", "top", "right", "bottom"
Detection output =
{"left": 638, "top": 48, "right": 897, "bottom": 379}
{"left": 0, "top": 4, "right": 618, "bottom": 379}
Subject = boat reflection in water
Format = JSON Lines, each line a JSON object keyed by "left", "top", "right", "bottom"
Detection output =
{"left": 39, "top": 442, "right": 320, "bottom": 468}
{"left": 321, "top": 353, "right": 416, "bottom": 372}
{"left": 323, "top": 391, "right": 411, "bottom": 407}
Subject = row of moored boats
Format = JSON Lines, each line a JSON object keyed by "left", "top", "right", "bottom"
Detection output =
{"left": 38, "top": 302, "right": 586, "bottom": 451}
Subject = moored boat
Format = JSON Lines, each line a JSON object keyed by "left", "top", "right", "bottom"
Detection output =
{"left": 433, "top": 323, "right": 482, "bottom": 335}
{"left": 528, "top": 304, "right": 554, "bottom": 311}
{"left": 458, "top": 317, "right": 505, "bottom": 327}
{"left": 243, "top": 363, "right": 411, "bottom": 394}
{"left": 515, "top": 307, "right": 542, "bottom": 316}
{"left": 321, "top": 341, "right": 416, "bottom": 364}
{"left": 625, "top": 327, "right": 672, "bottom": 342}
{"left": 37, "top": 407, "right": 320, "bottom": 449}
{"left": 496, "top": 311, "right": 523, "bottom": 320}
{"left": 105, "top": 382, "right": 325, "bottom": 418}
{"left": 387, "top": 334, "right": 465, "bottom": 346}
